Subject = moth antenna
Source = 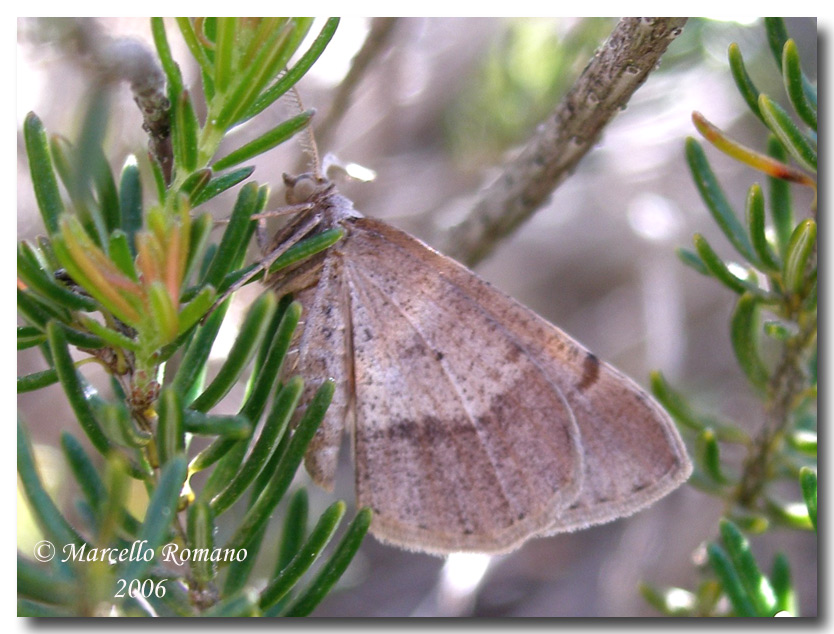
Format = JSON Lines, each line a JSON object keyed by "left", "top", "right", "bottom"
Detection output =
{"left": 290, "top": 85, "right": 323, "bottom": 178}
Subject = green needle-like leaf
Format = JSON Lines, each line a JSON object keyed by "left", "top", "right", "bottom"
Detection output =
{"left": 23, "top": 112, "right": 64, "bottom": 234}
{"left": 266, "top": 228, "right": 346, "bottom": 275}
{"left": 90, "top": 143, "right": 121, "bottom": 236}
{"left": 180, "top": 168, "right": 212, "bottom": 199}
{"left": 78, "top": 315, "right": 140, "bottom": 352}
{"left": 108, "top": 230, "right": 138, "bottom": 280}
{"left": 685, "top": 138, "right": 757, "bottom": 263}
{"left": 706, "top": 542, "right": 757, "bottom": 616}
{"left": 696, "top": 429, "right": 728, "bottom": 484}
{"left": 213, "top": 17, "right": 238, "bottom": 95}
{"left": 259, "top": 501, "right": 346, "bottom": 610}
{"left": 70, "top": 93, "right": 113, "bottom": 247}
{"left": 215, "top": 20, "right": 306, "bottom": 129}
{"left": 212, "top": 110, "right": 314, "bottom": 171}
{"left": 183, "top": 213, "right": 214, "bottom": 284}
{"left": 17, "top": 554, "right": 75, "bottom": 606}
{"left": 151, "top": 17, "right": 184, "bottom": 100}
{"left": 174, "top": 18, "right": 213, "bottom": 83}
{"left": 243, "top": 18, "right": 340, "bottom": 121}
{"left": 650, "top": 371, "right": 749, "bottom": 443}
{"left": 202, "top": 182, "right": 259, "bottom": 288}
{"left": 191, "top": 166, "right": 255, "bottom": 206}
{"left": 216, "top": 227, "right": 345, "bottom": 295}
{"left": 675, "top": 247, "right": 710, "bottom": 276}
{"left": 17, "top": 325, "right": 46, "bottom": 349}
{"left": 783, "top": 219, "right": 816, "bottom": 295}
{"left": 759, "top": 95, "right": 817, "bottom": 173}
{"left": 782, "top": 39, "right": 817, "bottom": 130}
{"left": 158, "top": 388, "right": 185, "bottom": 464}
{"left": 223, "top": 523, "right": 267, "bottom": 596}
{"left": 281, "top": 508, "right": 372, "bottom": 616}
{"left": 764, "top": 498, "right": 813, "bottom": 530}
{"left": 98, "top": 466, "right": 143, "bottom": 538}
{"left": 118, "top": 159, "right": 143, "bottom": 256}
{"left": 799, "top": 467, "right": 817, "bottom": 531}
{"left": 47, "top": 321, "right": 111, "bottom": 454}
{"left": 148, "top": 281, "right": 179, "bottom": 344}
{"left": 695, "top": 111, "right": 813, "bottom": 191}
{"left": 730, "top": 293, "right": 769, "bottom": 391}
{"left": 194, "top": 438, "right": 248, "bottom": 499}
{"left": 17, "top": 368, "right": 59, "bottom": 393}
{"left": 17, "top": 244, "right": 98, "bottom": 312}
{"left": 692, "top": 234, "right": 753, "bottom": 295}
{"left": 183, "top": 410, "right": 252, "bottom": 439}
{"left": 727, "top": 513, "right": 769, "bottom": 535}
{"left": 172, "top": 298, "right": 229, "bottom": 398}
{"left": 173, "top": 90, "right": 200, "bottom": 173}
{"left": 50, "top": 136, "right": 104, "bottom": 248}
{"left": 187, "top": 502, "right": 216, "bottom": 584}
{"left": 17, "top": 418, "right": 86, "bottom": 549}
{"left": 225, "top": 380, "right": 334, "bottom": 551}
{"left": 190, "top": 438, "right": 239, "bottom": 476}
{"left": 766, "top": 137, "right": 794, "bottom": 257}
{"left": 60, "top": 432, "right": 107, "bottom": 515}
{"left": 17, "top": 286, "right": 68, "bottom": 330}
{"left": 211, "top": 376, "right": 304, "bottom": 515}
{"left": 120, "top": 455, "right": 187, "bottom": 581}
{"left": 239, "top": 301, "right": 302, "bottom": 422}
{"left": 189, "top": 292, "right": 277, "bottom": 412}
{"left": 764, "top": 18, "right": 789, "bottom": 71}
{"left": 176, "top": 286, "right": 217, "bottom": 339}
{"left": 718, "top": 519, "right": 776, "bottom": 616}
{"left": 787, "top": 430, "right": 816, "bottom": 456}
{"left": 745, "top": 184, "right": 781, "bottom": 272}
{"left": 99, "top": 399, "right": 152, "bottom": 449}
{"left": 277, "top": 488, "right": 309, "bottom": 573}
{"left": 728, "top": 43, "right": 763, "bottom": 122}
{"left": 18, "top": 292, "right": 103, "bottom": 350}
{"left": 771, "top": 553, "right": 797, "bottom": 615}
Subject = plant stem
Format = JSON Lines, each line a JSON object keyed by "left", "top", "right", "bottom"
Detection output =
{"left": 439, "top": 17, "right": 688, "bottom": 266}
{"left": 736, "top": 313, "right": 816, "bottom": 505}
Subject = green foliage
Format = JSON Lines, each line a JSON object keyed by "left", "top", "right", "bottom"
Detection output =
{"left": 445, "top": 17, "right": 616, "bottom": 165}
{"left": 17, "top": 18, "right": 369, "bottom": 617}
{"left": 646, "top": 18, "right": 816, "bottom": 617}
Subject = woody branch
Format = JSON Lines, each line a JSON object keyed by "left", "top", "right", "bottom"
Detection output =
{"left": 440, "top": 17, "right": 689, "bottom": 267}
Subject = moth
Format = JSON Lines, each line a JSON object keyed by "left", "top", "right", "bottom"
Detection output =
{"left": 260, "top": 168, "right": 692, "bottom": 555}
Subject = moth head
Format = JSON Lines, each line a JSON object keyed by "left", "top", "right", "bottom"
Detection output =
{"left": 283, "top": 172, "right": 332, "bottom": 205}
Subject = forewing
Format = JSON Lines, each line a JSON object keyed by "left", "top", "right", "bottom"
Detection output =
{"left": 346, "top": 218, "right": 691, "bottom": 543}
{"left": 342, "top": 219, "right": 584, "bottom": 554}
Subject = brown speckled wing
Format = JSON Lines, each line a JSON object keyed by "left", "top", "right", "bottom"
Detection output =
{"left": 286, "top": 255, "right": 353, "bottom": 491}
{"left": 333, "top": 217, "right": 690, "bottom": 553}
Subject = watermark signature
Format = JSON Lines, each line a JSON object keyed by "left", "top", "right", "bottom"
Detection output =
{"left": 32, "top": 539, "right": 247, "bottom": 566}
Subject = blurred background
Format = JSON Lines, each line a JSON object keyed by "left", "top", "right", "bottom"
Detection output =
{"left": 17, "top": 17, "right": 817, "bottom": 617}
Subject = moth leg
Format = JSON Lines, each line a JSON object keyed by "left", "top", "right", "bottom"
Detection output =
{"left": 254, "top": 216, "right": 271, "bottom": 255}
{"left": 208, "top": 212, "right": 323, "bottom": 313}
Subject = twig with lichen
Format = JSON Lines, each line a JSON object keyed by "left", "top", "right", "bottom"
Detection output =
{"left": 440, "top": 17, "right": 688, "bottom": 266}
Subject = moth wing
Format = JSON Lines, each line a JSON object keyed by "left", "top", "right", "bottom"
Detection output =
{"left": 346, "top": 218, "right": 691, "bottom": 545}
{"left": 342, "top": 219, "right": 584, "bottom": 554}
{"left": 411, "top": 235, "right": 693, "bottom": 533}
{"left": 539, "top": 360, "right": 692, "bottom": 534}
{"left": 284, "top": 255, "right": 353, "bottom": 491}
